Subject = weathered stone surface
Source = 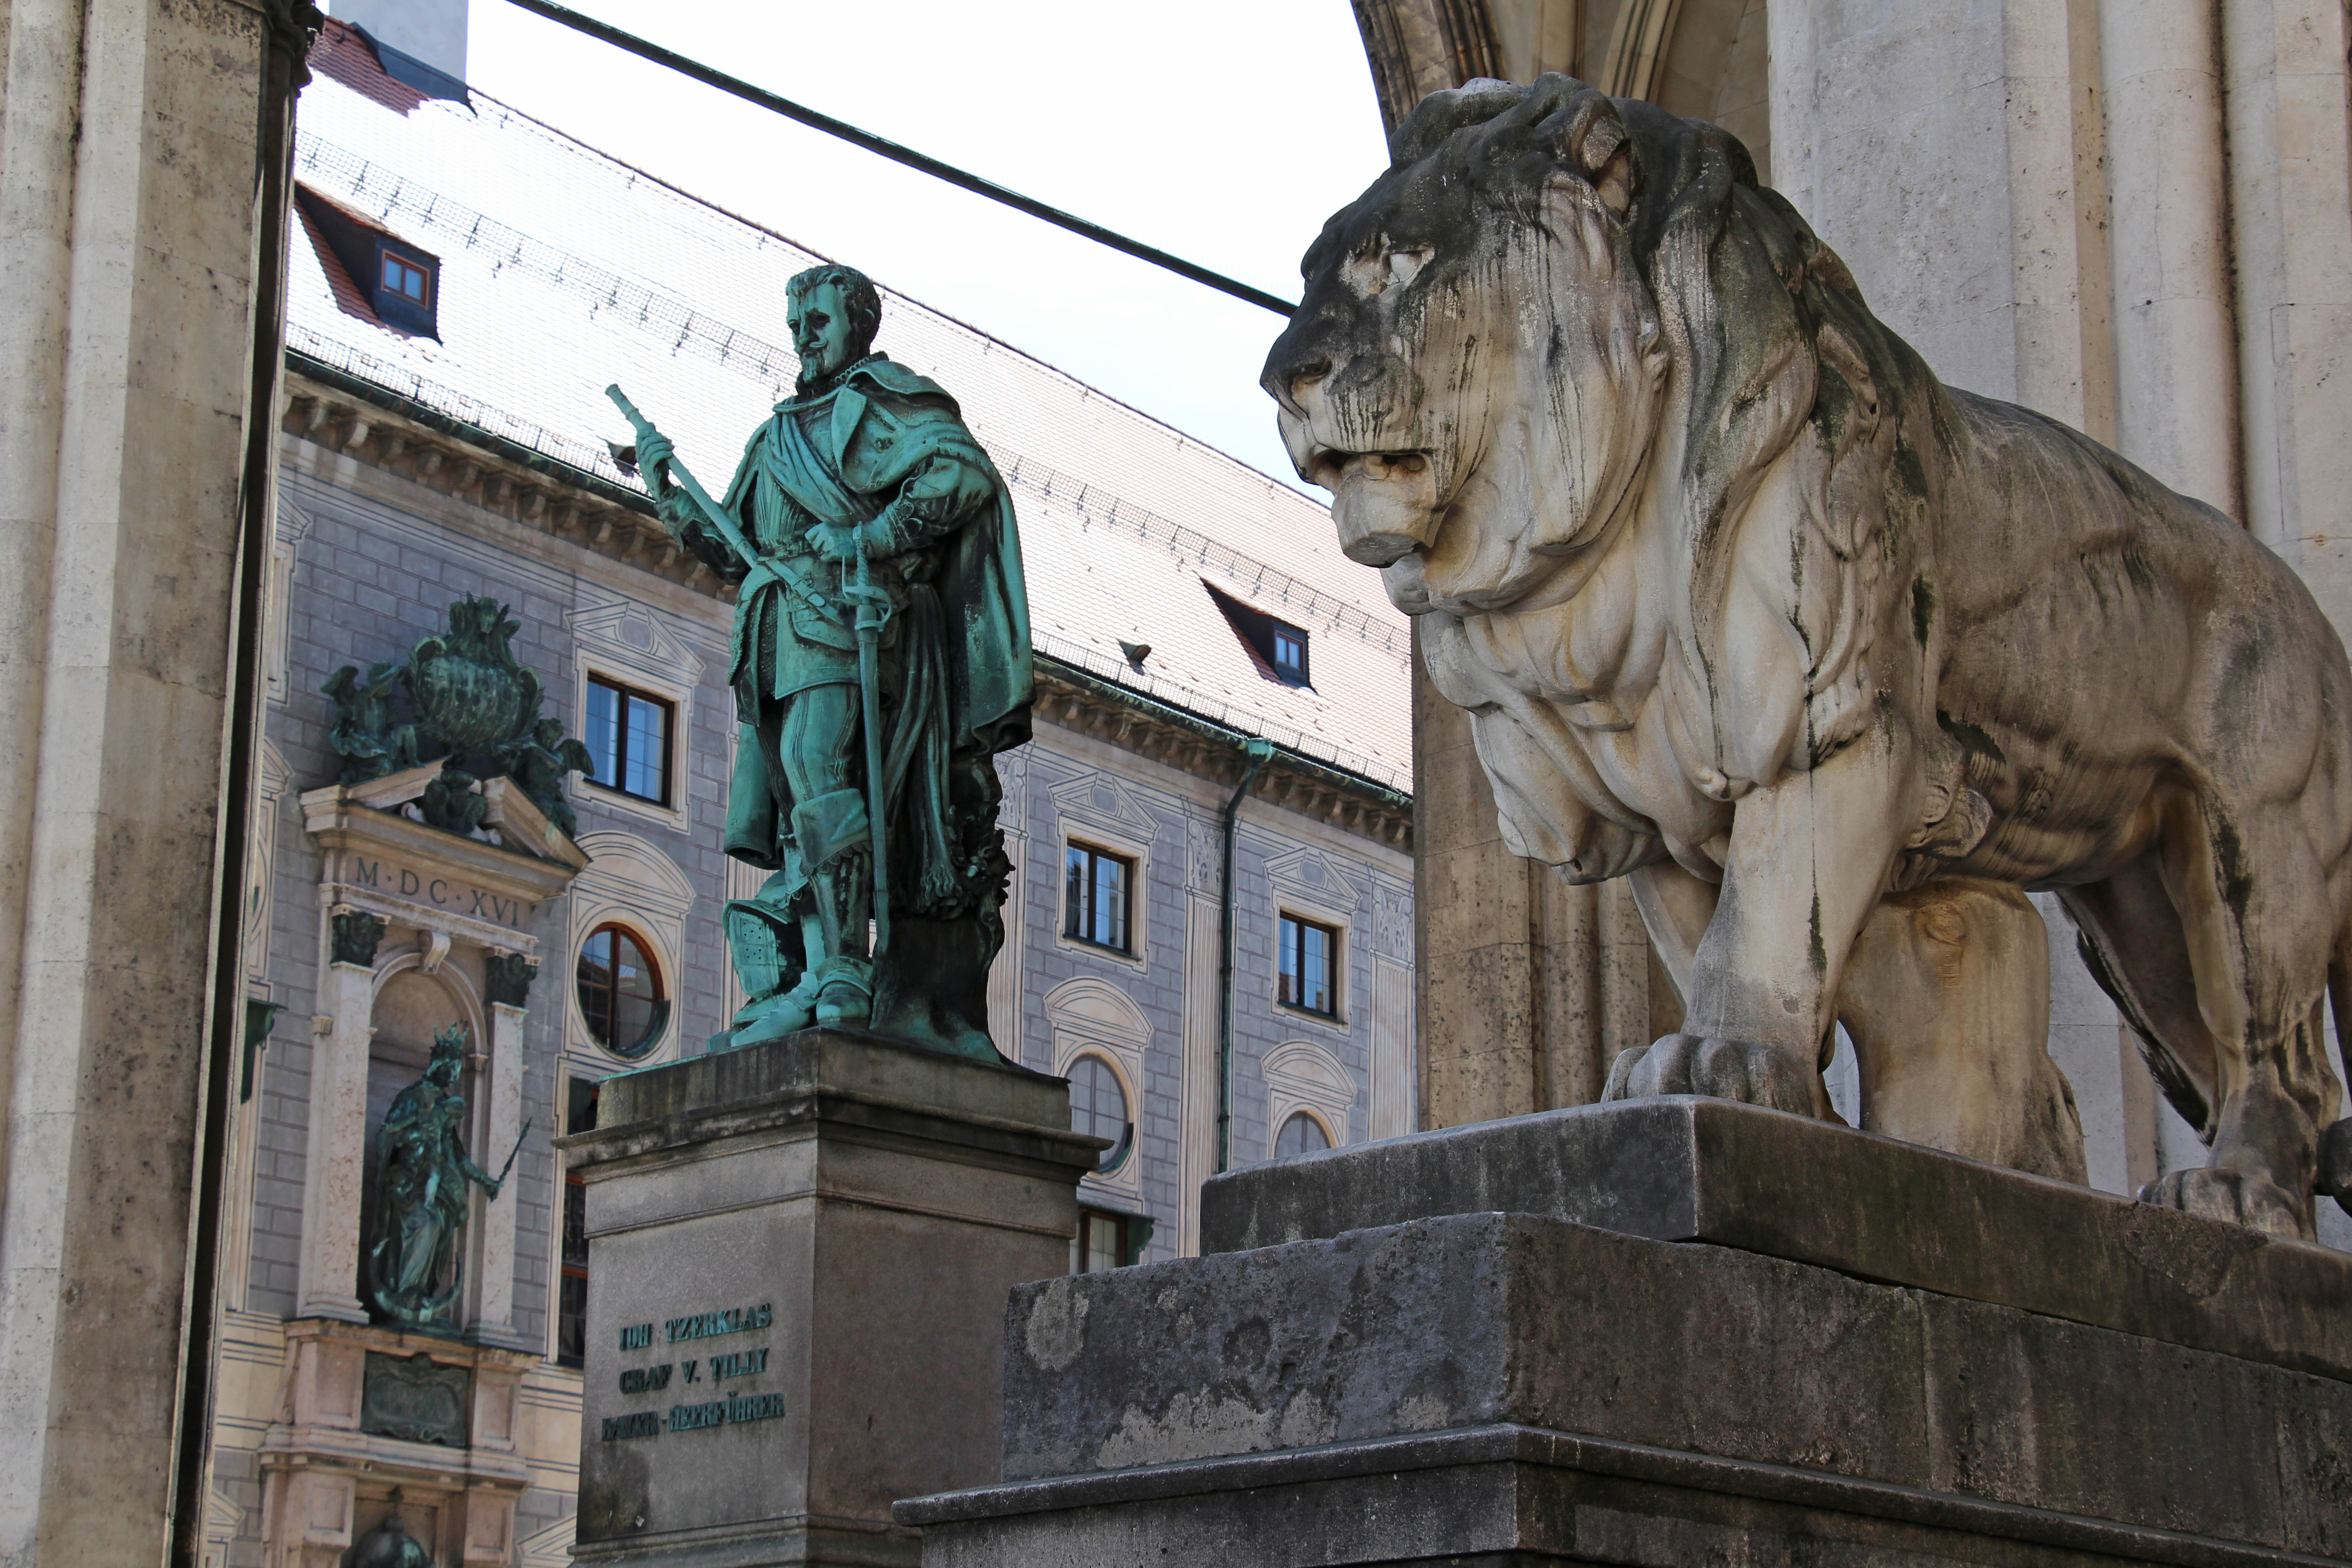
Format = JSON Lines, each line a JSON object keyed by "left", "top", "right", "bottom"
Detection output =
{"left": 990, "top": 1210, "right": 2351, "bottom": 1547}
{"left": 1202, "top": 1098, "right": 2352, "bottom": 1384}
{"left": 562, "top": 1029, "right": 1098, "bottom": 1567}
{"left": 1262, "top": 71, "right": 2352, "bottom": 1239}
{"left": 906, "top": 1425, "right": 2341, "bottom": 1567}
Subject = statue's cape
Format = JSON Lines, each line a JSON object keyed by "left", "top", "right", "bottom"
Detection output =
{"left": 715, "top": 355, "right": 1031, "bottom": 759}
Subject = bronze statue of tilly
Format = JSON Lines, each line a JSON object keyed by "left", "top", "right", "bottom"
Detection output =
{"left": 613, "top": 264, "right": 1030, "bottom": 1060}
{"left": 1264, "top": 76, "right": 2352, "bottom": 1238}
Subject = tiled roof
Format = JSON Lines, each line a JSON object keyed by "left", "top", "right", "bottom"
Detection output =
{"left": 288, "top": 22, "right": 1411, "bottom": 792}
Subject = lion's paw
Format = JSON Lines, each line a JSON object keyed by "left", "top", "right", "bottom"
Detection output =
{"left": 2138, "top": 1166, "right": 2308, "bottom": 1239}
{"left": 1602, "top": 1034, "right": 1815, "bottom": 1117}
{"left": 2318, "top": 1119, "right": 2352, "bottom": 1216}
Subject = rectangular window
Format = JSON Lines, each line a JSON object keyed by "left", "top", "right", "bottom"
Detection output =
{"left": 558, "top": 1176, "right": 588, "bottom": 1366}
{"left": 583, "top": 675, "right": 673, "bottom": 806}
{"left": 380, "top": 249, "right": 432, "bottom": 305}
{"left": 1063, "top": 843, "right": 1132, "bottom": 954}
{"left": 1279, "top": 913, "right": 1339, "bottom": 1016}
{"left": 557, "top": 1075, "right": 598, "bottom": 1367}
{"left": 1077, "top": 1209, "right": 1127, "bottom": 1274}
{"left": 1269, "top": 621, "right": 1308, "bottom": 684}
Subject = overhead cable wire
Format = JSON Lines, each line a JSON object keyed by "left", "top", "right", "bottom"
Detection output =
{"left": 495, "top": 0, "right": 1301, "bottom": 317}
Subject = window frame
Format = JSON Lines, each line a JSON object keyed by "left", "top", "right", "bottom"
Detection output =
{"left": 1064, "top": 1051, "right": 1134, "bottom": 1175}
{"left": 1061, "top": 840, "right": 1137, "bottom": 957}
{"left": 1274, "top": 1108, "right": 1335, "bottom": 1160}
{"left": 379, "top": 247, "right": 433, "bottom": 307}
{"left": 554, "top": 1074, "right": 600, "bottom": 1367}
{"left": 582, "top": 673, "right": 676, "bottom": 808}
{"left": 575, "top": 921, "right": 670, "bottom": 1060}
{"left": 1278, "top": 911, "right": 1343, "bottom": 1019}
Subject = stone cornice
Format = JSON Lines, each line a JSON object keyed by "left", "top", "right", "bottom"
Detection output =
{"left": 1034, "top": 659, "right": 1413, "bottom": 852}
{"left": 282, "top": 363, "right": 730, "bottom": 598}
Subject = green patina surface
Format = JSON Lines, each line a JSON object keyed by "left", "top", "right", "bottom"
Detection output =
{"left": 323, "top": 593, "right": 595, "bottom": 838}
{"left": 612, "top": 263, "right": 1032, "bottom": 1063}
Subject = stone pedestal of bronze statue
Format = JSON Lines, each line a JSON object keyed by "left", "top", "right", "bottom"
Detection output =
{"left": 560, "top": 1030, "right": 1099, "bottom": 1568}
{"left": 897, "top": 1098, "right": 2352, "bottom": 1566}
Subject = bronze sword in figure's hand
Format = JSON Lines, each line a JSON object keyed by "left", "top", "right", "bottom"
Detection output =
{"left": 848, "top": 534, "right": 893, "bottom": 955}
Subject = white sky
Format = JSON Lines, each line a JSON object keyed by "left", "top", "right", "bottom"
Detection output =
{"left": 373, "top": 0, "right": 1393, "bottom": 488}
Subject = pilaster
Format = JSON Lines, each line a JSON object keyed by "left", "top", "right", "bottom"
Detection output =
{"left": 295, "top": 951, "right": 377, "bottom": 1323}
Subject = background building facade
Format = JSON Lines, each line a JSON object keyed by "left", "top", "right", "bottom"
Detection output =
{"left": 196, "top": 20, "right": 1414, "bottom": 1566}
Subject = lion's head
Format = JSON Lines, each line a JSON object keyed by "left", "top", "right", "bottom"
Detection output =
{"left": 1264, "top": 76, "right": 1908, "bottom": 643}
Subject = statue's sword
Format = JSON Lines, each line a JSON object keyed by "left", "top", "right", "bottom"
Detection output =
{"left": 493, "top": 1116, "right": 532, "bottom": 1189}
{"left": 852, "top": 535, "right": 892, "bottom": 956}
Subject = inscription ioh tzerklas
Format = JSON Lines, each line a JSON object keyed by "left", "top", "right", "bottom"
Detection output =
{"left": 603, "top": 1302, "right": 782, "bottom": 1442}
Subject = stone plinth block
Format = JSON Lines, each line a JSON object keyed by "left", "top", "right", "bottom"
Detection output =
{"left": 1204, "top": 1096, "right": 2352, "bottom": 1383}
{"left": 561, "top": 1030, "right": 1100, "bottom": 1568}
{"left": 898, "top": 1102, "right": 2352, "bottom": 1566}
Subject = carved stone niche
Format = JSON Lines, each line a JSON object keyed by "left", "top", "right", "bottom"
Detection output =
{"left": 257, "top": 1318, "right": 535, "bottom": 1568}
{"left": 291, "top": 762, "right": 581, "bottom": 1338}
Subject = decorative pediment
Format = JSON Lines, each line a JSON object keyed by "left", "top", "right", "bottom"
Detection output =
{"left": 302, "top": 776, "right": 581, "bottom": 954}
{"left": 1048, "top": 773, "right": 1159, "bottom": 842}
{"left": 565, "top": 600, "right": 708, "bottom": 686}
{"left": 1262, "top": 846, "right": 1365, "bottom": 911}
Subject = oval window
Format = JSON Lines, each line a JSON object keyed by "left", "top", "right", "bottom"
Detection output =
{"left": 1274, "top": 1112, "right": 1331, "bottom": 1159}
{"left": 1067, "top": 1054, "right": 1132, "bottom": 1173}
{"left": 578, "top": 924, "right": 668, "bottom": 1059}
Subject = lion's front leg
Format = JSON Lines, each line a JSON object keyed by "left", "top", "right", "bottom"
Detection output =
{"left": 1607, "top": 740, "right": 1915, "bottom": 1119}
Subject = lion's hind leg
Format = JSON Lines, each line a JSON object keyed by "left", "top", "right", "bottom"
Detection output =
{"left": 1840, "top": 880, "right": 2087, "bottom": 1184}
{"left": 2125, "top": 791, "right": 2343, "bottom": 1239}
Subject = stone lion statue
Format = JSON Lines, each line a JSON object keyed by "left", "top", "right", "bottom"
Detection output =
{"left": 1263, "top": 75, "right": 2352, "bottom": 1239}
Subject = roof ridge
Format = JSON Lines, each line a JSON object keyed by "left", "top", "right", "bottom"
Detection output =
{"left": 389, "top": 80, "right": 1318, "bottom": 498}
{"left": 296, "top": 137, "right": 1394, "bottom": 652}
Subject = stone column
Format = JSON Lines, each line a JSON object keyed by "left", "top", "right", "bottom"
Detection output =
{"left": 296, "top": 923, "right": 381, "bottom": 1323}
{"left": 0, "top": 0, "right": 294, "bottom": 1557}
{"left": 470, "top": 996, "right": 527, "bottom": 1346}
{"left": 2100, "top": 0, "right": 2241, "bottom": 517}
{"left": 2222, "top": 0, "right": 2352, "bottom": 631}
{"left": 1769, "top": 0, "right": 2116, "bottom": 435}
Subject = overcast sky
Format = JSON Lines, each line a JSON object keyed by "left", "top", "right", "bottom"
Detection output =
{"left": 404, "top": 0, "right": 1393, "bottom": 487}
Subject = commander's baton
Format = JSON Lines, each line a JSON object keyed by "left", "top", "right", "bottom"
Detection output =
{"left": 605, "top": 384, "right": 758, "bottom": 566}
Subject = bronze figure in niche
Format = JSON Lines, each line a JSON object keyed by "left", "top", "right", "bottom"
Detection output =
{"left": 365, "top": 1022, "right": 518, "bottom": 1328}
{"left": 1264, "top": 75, "right": 2352, "bottom": 1237}
{"left": 610, "top": 263, "right": 1031, "bottom": 1059}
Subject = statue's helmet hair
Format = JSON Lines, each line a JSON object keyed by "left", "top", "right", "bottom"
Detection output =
{"left": 430, "top": 1022, "right": 469, "bottom": 1064}
{"left": 786, "top": 264, "right": 883, "bottom": 351}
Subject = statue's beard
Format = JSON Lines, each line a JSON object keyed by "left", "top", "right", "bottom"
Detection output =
{"left": 797, "top": 345, "right": 880, "bottom": 397}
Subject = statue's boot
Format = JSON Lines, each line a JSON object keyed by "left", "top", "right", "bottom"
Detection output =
{"left": 812, "top": 956, "right": 874, "bottom": 1029}
{"left": 793, "top": 791, "right": 875, "bottom": 1030}
{"left": 728, "top": 970, "right": 824, "bottom": 1047}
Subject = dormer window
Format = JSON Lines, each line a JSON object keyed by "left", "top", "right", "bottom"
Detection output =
{"left": 1205, "top": 582, "right": 1313, "bottom": 688}
{"left": 293, "top": 183, "right": 440, "bottom": 340}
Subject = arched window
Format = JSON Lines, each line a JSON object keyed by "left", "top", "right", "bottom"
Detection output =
{"left": 1067, "top": 1054, "right": 1132, "bottom": 1173}
{"left": 577, "top": 924, "right": 667, "bottom": 1058}
{"left": 1274, "top": 1111, "right": 1330, "bottom": 1159}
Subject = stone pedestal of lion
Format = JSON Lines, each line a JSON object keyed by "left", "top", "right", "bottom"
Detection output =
{"left": 896, "top": 77, "right": 2352, "bottom": 1564}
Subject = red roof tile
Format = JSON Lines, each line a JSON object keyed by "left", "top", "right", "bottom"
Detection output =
{"left": 308, "top": 16, "right": 424, "bottom": 116}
